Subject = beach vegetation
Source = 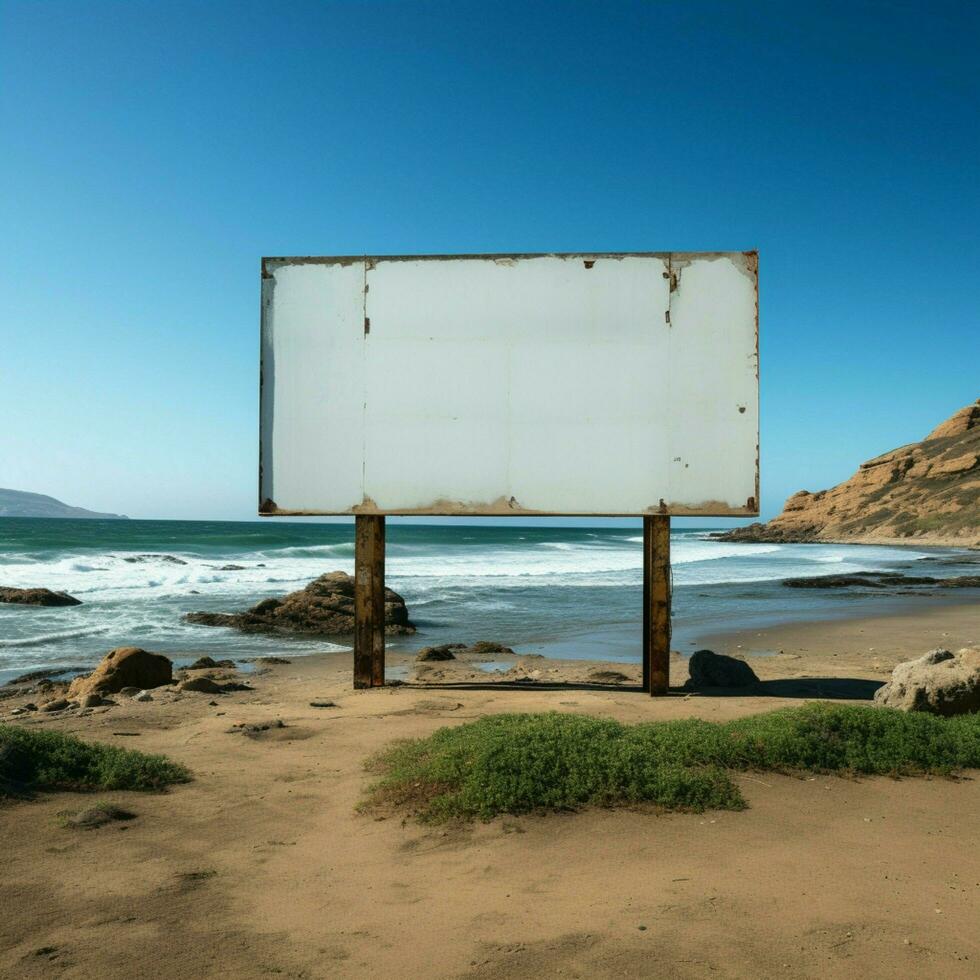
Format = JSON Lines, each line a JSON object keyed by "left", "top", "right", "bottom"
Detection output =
{"left": 363, "top": 704, "right": 980, "bottom": 823}
{"left": 0, "top": 724, "right": 191, "bottom": 798}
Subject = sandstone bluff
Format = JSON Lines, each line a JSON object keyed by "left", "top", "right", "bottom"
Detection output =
{"left": 720, "top": 399, "right": 979, "bottom": 548}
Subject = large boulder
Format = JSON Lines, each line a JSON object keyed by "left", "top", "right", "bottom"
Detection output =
{"left": 68, "top": 647, "right": 173, "bottom": 698}
{"left": 873, "top": 647, "right": 980, "bottom": 715}
{"left": 184, "top": 571, "right": 415, "bottom": 637}
{"left": 685, "top": 649, "right": 759, "bottom": 689}
{"left": 0, "top": 587, "right": 81, "bottom": 607}
{"left": 416, "top": 644, "right": 462, "bottom": 662}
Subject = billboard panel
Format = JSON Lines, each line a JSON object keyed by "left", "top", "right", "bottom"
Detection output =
{"left": 260, "top": 252, "right": 758, "bottom": 516}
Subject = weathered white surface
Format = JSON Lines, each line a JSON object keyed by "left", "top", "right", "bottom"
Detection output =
{"left": 260, "top": 253, "right": 758, "bottom": 516}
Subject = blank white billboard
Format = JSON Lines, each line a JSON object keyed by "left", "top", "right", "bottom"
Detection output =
{"left": 259, "top": 252, "right": 759, "bottom": 517}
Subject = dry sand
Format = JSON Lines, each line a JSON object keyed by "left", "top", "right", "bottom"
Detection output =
{"left": 2, "top": 601, "right": 979, "bottom": 979}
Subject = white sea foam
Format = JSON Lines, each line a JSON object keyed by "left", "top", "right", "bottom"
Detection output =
{"left": 0, "top": 525, "right": 964, "bottom": 683}
{"left": 0, "top": 626, "right": 111, "bottom": 648}
{"left": 0, "top": 536, "right": 938, "bottom": 601}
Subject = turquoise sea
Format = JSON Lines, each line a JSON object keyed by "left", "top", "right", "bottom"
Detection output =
{"left": 1, "top": 517, "right": 976, "bottom": 684}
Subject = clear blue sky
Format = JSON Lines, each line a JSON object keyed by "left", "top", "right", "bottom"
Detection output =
{"left": 1, "top": 0, "right": 977, "bottom": 524}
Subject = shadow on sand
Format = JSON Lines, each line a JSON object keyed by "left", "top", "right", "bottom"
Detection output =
{"left": 697, "top": 677, "right": 885, "bottom": 700}
{"left": 397, "top": 676, "right": 885, "bottom": 700}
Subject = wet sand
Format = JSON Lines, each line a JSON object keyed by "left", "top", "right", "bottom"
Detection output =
{"left": 2, "top": 600, "right": 979, "bottom": 979}
{"left": 697, "top": 599, "right": 980, "bottom": 693}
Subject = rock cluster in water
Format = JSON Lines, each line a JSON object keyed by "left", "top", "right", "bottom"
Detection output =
{"left": 0, "top": 587, "right": 82, "bottom": 607}
{"left": 781, "top": 572, "right": 980, "bottom": 590}
{"left": 415, "top": 641, "right": 515, "bottom": 662}
{"left": 184, "top": 571, "right": 415, "bottom": 637}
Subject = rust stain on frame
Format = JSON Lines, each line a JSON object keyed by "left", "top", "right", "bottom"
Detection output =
{"left": 259, "top": 497, "right": 760, "bottom": 518}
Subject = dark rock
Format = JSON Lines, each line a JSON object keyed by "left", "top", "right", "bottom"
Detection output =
{"left": 218, "top": 564, "right": 246, "bottom": 571}
{"left": 68, "top": 648, "right": 173, "bottom": 698}
{"left": 184, "top": 656, "right": 236, "bottom": 670}
{"left": 416, "top": 644, "right": 461, "bottom": 662}
{"left": 0, "top": 587, "right": 82, "bottom": 607}
{"left": 259, "top": 656, "right": 292, "bottom": 665}
{"left": 685, "top": 650, "right": 759, "bottom": 689}
{"left": 184, "top": 571, "right": 414, "bottom": 637}
{"left": 415, "top": 641, "right": 517, "bottom": 663}
{"left": 783, "top": 572, "right": 980, "bottom": 590}
{"left": 179, "top": 676, "right": 249, "bottom": 694}
{"left": 178, "top": 676, "right": 223, "bottom": 694}
{"left": 468, "top": 641, "right": 516, "bottom": 656}
{"left": 122, "top": 554, "right": 187, "bottom": 565}
{"left": 309, "top": 699, "right": 337, "bottom": 708}
{"left": 227, "top": 719, "right": 285, "bottom": 735}
{"left": 792, "top": 573, "right": 900, "bottom": 589}
{"left": 938, "top": 576, "right": 980, "bottom": 588}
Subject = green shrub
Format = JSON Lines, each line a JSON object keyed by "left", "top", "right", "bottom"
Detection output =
{"left": 0, "top": 724, "right": 191, "bottom": 797}
{"left": 364, "top": 705, "right": 980, "bottom": 823}
{"left": 720, "top": 703, "right": 980, "bottom": 775}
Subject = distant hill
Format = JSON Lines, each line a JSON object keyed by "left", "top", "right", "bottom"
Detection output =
{"left": 0, "top": 488, "right": 129, "bottom": 520}
{"left": 719, "top": 399, "right": 979, "bottom": 549}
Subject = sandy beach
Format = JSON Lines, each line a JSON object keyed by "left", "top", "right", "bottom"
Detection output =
{"left": 2, "top": 601, "right": 979, "bottom": 980}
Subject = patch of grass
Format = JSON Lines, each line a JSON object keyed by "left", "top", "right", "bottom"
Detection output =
{"left": 363, "top": 705, "right": 980, "bottom": 823}
{"left": 0, "top": 724, "right": 191, "bottom": 798}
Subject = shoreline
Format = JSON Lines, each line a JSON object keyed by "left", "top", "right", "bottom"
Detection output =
{"left": 696, "top": 596, "right": 979, "bottom": 664}
{"left": 4, "top": 520, "right": 979, "bottom": 681}
{"left": 3, "top": 590, "right": 979, "bottom": 688}
{"left": 714, "top": 533, "right": 979, "bottom": 549}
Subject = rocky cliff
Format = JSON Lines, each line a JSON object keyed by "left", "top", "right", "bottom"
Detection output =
{"left": 720, "top": 399, "right": 979, "bottom": 548}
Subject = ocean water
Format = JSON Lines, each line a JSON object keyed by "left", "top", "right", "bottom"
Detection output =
{"left": 0, "top": 517, "right": 976, "bottom": 683}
